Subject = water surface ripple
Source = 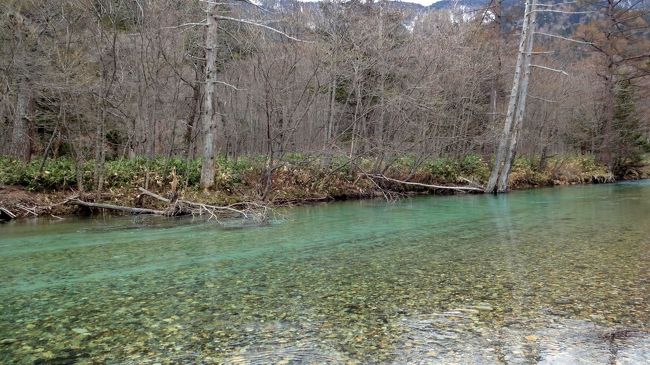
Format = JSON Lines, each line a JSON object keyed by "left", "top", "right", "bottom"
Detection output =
{"left": 1, "top": 181, "right": 649, "bottom": 364}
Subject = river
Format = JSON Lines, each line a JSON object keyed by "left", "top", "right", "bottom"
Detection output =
{"left": 1, "top": 181, "right": 649, "bottom": 364}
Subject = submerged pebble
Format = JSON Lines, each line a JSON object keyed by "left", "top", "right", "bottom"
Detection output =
{"left": 1, "top": 182, "right": 649, "bottom": 363}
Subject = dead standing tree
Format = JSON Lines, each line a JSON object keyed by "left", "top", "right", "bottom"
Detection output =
{"left": 487, "top": 0, "right": 537, "bottom": 193}
{"left": 198, "top": 0, "right": 305, "bottom": 190}
{"left": 200, "top": 1, "right": 219, "bottom": 190}
{"left": 487, "top": 1, "right": 608, "bottom": 192}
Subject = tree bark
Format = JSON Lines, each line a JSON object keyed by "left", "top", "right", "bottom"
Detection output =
{"left": 486, "top": 0, "right": 534, "bottom": 193}
{"left": 497, "top": 0, "right": 537, "bottom": 192}
{"left": 200, "top": 3, "right": 219, "bottom": 190}
{"left": 69, "top": 199, "right": 165, "bottom": 215}
{"left": 11, "top": 78, "right": 31, "bottom": 162}
{"left": 489, "top": 0, "right": 503, "bottom": 126}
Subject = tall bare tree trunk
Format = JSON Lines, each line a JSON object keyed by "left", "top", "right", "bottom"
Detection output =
{"left": 11, "top": 78, "right": 31, "bottom": 161}
{"left": 94, "top": 100, "right": 107, "bottom": 191}
{"left": 486, "top": 0, "right": 534, "bottom": 193}
{"left": 200, "top": 3, "right": 218, "bottom": 190}
{"left": 327, "top": 78, "right": 336, "bottom": 144}
{"left": 489, "top": 0, "right": 503, "bottom": 126}
{"left": 350, "top": 66, "right": 361, "bottom": 159}
{"left": 497, "top": 0, "right": 537, "bottom": 192}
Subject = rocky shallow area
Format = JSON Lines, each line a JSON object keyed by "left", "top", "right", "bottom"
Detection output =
{"left": 2, "top": 182, "right": 649, "bottom": 364}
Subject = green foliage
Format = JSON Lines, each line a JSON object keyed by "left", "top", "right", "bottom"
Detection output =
{"left": 281, "top": 153, "right": 308, "bottom": 166}
{"left": 611, "top": 79, "right": 647, "bottom": 178}
{"left": 103, "top": 157, "right": 203, "bottom": 188}
{"left": 330, "top": 155, "right": 354, "bottom": 175}
{"left": 460, "top": 155, "right": 490, "bottom": 181}
{"left": 510, "top": 157, "right": 548, "bottom": 186}
{"left": 212, "top": 156, "right": 259, "bottom": 190}
{"left": 391, "top": 156, "right": 417, "bottom": 170}
{"left": 427, "top": 158, "right": 460, "bottom": 182}
{"left": 0, "top": 157, "right": 79, "bottom": 190}
{"left": 0, "top": 157, "right": 204, "bottom": 191}
{"left": 576, "top": 155, "right": 601, "bottom": 173}
{"left": 0, "top": 153, "right": 626, "bottom": 194}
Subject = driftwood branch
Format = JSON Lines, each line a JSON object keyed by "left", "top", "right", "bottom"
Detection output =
{"left": 137, "top": 187, "right": 269, "bottom": 222}
{"left": 68, "top": 199, "right": 165, "bottom": 215}
{"left": 16, "top": 204, "right": 38, "bottom": 217}
{"left": 459, "top": 177, "right": 486, "bottom": 190}
{"left": 364, "top": 174, "right": 485, "bottom": 193}
{"left": 138, "top": 187, "right": 170, "bottom": 203}
{"left": 0, "top": 206, "right": 16, "bottom": 220}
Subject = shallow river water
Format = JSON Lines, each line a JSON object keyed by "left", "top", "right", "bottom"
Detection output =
{"left": 1, "top": 181, "right": 649, "bottom": 364}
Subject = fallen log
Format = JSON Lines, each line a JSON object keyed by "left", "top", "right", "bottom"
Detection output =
{"left": 137, "top": 187, "right": 263, "bottom": 220}
{"left": 68, "top": 199, "right": 165, "bottom": 215}
{"left": 63, "top": 188, "right": 270, "bottom": 223}
{"left": 459, "top": 177, "right": 485, "bottom": 190}
{"left": 0, "top": 206, "right": 16, "bottom": 220}
{"left": 363, "top": 174, "right": 485, "bottom": 193}
{"left": 137, "top": 187, "right": 170, "bottom": 203}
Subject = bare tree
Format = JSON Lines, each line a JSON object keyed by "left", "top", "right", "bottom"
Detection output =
{"left": 487, "top": 0, "right": 537, "bottom": 193}
{"left": 200, "top": 1, "right": 219, "bottom": 190}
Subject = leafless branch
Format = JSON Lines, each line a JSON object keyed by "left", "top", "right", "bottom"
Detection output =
{"left": 535, "top": 31, "right": 593, "bottom": 45}
{"left": 363, "top": 174, "right": 484, "bottom": 193}
{"left": 214, "top": 15, "right": 307, "bottom": 42}
{"left": 528, "top": 94, "right": 558, "bottom": 103}
{"left": 530, "top": 64, "right": 570, "bottom": 76}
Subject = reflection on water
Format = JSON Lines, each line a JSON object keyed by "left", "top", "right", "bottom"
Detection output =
{"left": 1, "top": 181, "right": 649, "bottom": 364}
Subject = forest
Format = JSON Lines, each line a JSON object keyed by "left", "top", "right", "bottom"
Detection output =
{"left": 1, "top": 0, "right": 649, "bottom": 205}
{"left": 2, "top": 2, "right": 650, "bottom": 364}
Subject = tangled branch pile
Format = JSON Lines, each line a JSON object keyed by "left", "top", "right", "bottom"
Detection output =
{"left": 1, "top": 188, "right": 270, "bottom": 224}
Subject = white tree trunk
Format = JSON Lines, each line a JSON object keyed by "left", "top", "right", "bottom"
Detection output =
{"left": 497, "top": 0, "right": 537, "bottom": 192}
{"left": 200, "top": 3, "right": 218, "bottom": 190}
{"left": 486, "top": 0, "right": 534, "bottom": 193}
{"left": 327, "top": 78, "right": 336, "bottom": 144}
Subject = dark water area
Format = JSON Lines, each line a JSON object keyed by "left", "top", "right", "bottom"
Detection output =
{"left": 1, "top": 181, "right": 649, "bottom": 364}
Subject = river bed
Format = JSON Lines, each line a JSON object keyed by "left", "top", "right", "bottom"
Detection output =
{"left": 1, "top": 181, "right": 649, "bottom": 364}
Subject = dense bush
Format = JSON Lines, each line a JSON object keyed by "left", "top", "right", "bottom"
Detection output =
{"left": 0, "top": 157, "right": 203, "bottom": 191}
{"left": 0, "top": 154, "right": 619, "bottom": 193}
{"left": 426, "top": 158, "right": 460, "bottom": 182}
{"left": 0, "top": 157, "right": 79, "bottom": 190}
{"left": 460, "top": 155, "right": 490, "bottom": 182}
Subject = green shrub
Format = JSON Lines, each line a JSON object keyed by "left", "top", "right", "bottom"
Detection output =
{"left": 0, "top": 157, "right": 79, "bottom": 190}
{"left": 103, "top": 157, "right": 203, "bottom": 188}
{"left": 460, "top": 155, "right": 490, "bottom": 182}
{"left": 511, "top": 157, "right": 548, "bottom": 186}
{"left": 427, "top": 158, "right": 460, "bottom": 182}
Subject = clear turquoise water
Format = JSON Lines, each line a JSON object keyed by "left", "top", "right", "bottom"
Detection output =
{"left": 1, "top": 181, "right": 649, "bottom": 364}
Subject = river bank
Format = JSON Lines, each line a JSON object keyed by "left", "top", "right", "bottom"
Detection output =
{"left": 0, "top": 154, "right": 646, "bottom": 220}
